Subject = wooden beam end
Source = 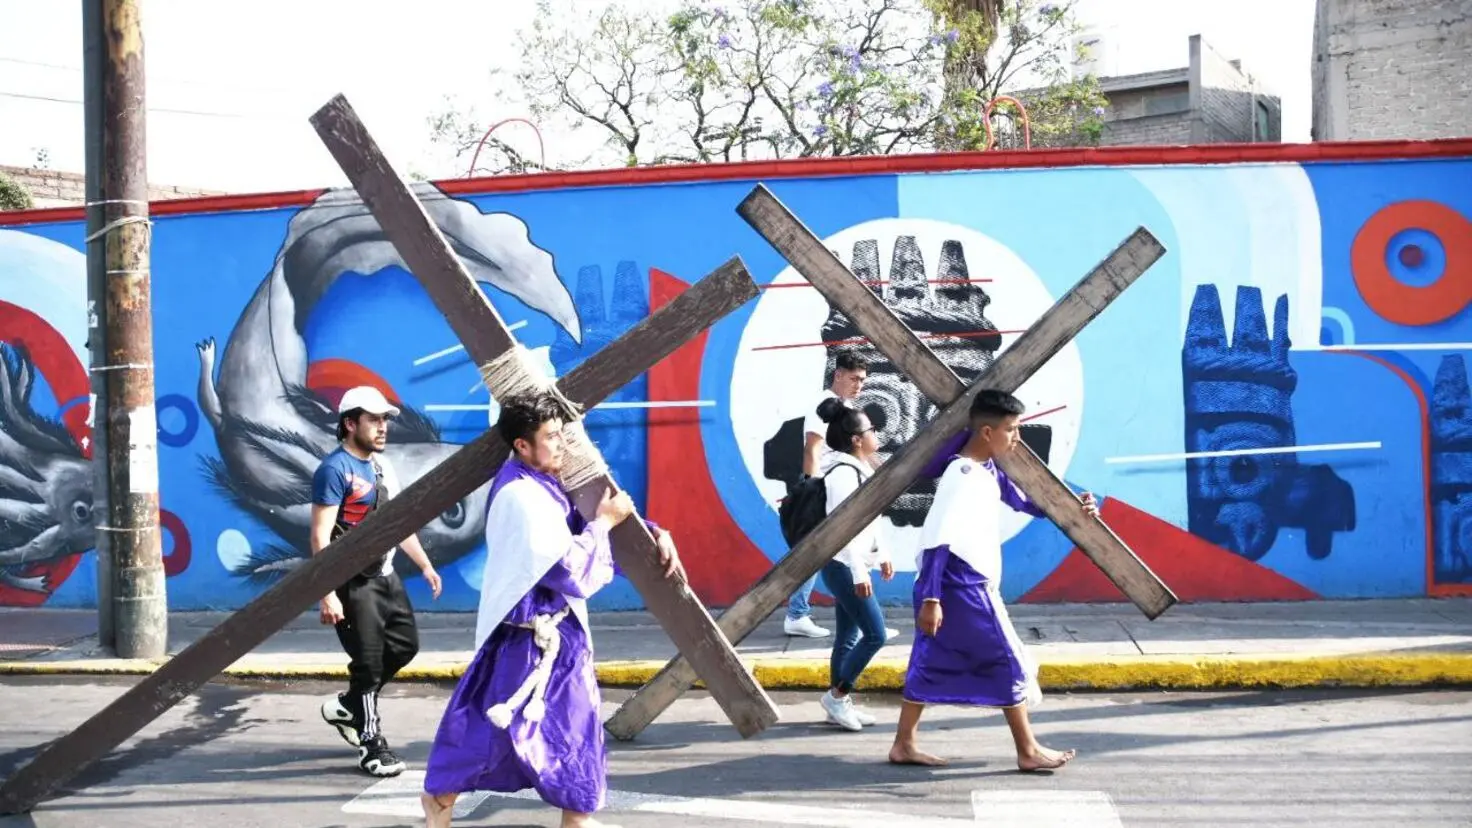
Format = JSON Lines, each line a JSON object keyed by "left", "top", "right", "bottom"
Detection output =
{"left": 308, "top": 93, "right": 353, "bottom": 128}
{"left": 734, "top": 183, "right": 775, "bottom": 220}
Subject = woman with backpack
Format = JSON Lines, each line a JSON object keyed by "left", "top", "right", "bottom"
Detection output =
{"left": 813, "top": 396, "right": 894, "bottom": 732}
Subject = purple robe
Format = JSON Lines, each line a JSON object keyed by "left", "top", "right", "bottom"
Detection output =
{"left": 904, "top": 454, "right": 1046, "bottom": 708}
{"left": 423, "top": 457, "right": 652, "bottom": 814}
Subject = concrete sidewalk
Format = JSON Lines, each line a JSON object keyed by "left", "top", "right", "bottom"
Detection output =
{"left": 3, "top": 598, "right": 1471, "bottom": 691}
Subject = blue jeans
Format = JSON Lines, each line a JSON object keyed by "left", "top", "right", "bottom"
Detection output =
{"left": 786, "top": 570, "right": 819, "bottom": 621}
{"left": 819, "top": 560, "right": 888, "bottom": 693}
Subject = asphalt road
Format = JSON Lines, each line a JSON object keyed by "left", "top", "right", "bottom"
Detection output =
{"left": 0, "top": 676, "right": 1469, "bottom": 827}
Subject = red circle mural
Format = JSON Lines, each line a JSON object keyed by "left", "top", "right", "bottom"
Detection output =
{"left": 0, "top": 300, "right": 91, "bottom": 605}
{"left": 1351, "top": 200, "right": 1471, "bottom": 326}
{"left": 305, "top": 358, "right": 402, "bottom": 408}
{"left": 160, "top": 509, "right": 191, "bottom": 577}
{"left": 0, "top": 300, "right": 197, "bottom": 604}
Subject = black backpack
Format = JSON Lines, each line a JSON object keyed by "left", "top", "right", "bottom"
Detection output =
{"left": 778, "top": 462, "right": 863, "bottom": 547}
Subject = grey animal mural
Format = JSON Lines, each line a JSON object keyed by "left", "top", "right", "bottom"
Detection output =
{"left": 0, "top": 342, "right": 94, "bottom": 594}
{"left": 195, "top": 182, "right": 581, "bottom": 584}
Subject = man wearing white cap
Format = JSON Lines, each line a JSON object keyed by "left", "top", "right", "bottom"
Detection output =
{"left": 312, "top": 385, "right": 443, "bottom": 778}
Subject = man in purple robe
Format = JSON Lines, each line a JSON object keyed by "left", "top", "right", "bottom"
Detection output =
{"left": 420, "top": 391, "right": 683, "bottom": 828}
{"left": 889, "top": 389, "right": 1097, "bottom": 772}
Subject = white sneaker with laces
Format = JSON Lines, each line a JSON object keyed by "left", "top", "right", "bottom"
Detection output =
{"left": 784, "top": 615, "right": 830, "bottom": 638}
{"left": 824, "top": 693, "right": 877, "bottom": 726}
{"left": 820, "top": 690, "right": 863, "bottom": 732}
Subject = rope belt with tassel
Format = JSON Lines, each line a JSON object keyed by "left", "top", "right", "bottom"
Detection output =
{"left": 486, "top": 607, "right": 571, "bottom": 729}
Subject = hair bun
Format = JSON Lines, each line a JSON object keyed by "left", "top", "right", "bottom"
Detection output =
{"left": 816, "top": 396, "right": 848, "bottom": 423}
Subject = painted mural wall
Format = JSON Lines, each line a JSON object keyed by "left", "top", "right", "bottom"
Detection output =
{"left": 0, "top": 145, "right": 1468, "bottom": 613}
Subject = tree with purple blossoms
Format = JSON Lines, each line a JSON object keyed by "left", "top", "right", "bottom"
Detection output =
{"left": 927, "top": 0, "right": 1106, "bottom": 149}
{"left": 429, "top": 0, "right": 1106, "bottom": 172}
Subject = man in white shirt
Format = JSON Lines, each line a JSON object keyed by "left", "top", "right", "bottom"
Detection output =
{"left": 785, "top": 352, "right": 869, "bottom": 638}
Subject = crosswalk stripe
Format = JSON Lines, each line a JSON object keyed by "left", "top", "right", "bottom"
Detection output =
{"left": 970, "top": 790, "right": 1123, "bottom": 827}
{"left": 345, "top": 770, "right": 1122, "bottom": 827}
{"left": 341, "top": 771, "right": 490, "bottom": 819}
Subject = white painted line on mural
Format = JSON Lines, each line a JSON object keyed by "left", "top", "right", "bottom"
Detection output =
{"left": 422, "top": 400, "right": 715, "bottom": 412}
{"left": 597, "top": 400, "right": 716, "bottom": 410}
{"left": 344, "top": 771, "right": 975, "bottom": 825}
{"left": 1298, "top": 342, "right": 1472, "bottom": 352}
{"left": 1105, "top": 441, "right": 1383, "bottom": 465}
{"left": 970, "top": 790, "right": 1123, "bottom": 827}
{"left": 413, "top": 320, "right": 529, "bottom": 366}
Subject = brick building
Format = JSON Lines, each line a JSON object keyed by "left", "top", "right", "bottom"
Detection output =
{"left": 0, "top": 164, "right": 221, "bottom": 210}
{"left": 1095, "top": 35, "right": 1283, "bottom": 147}
{"left": 1312, "top": 0, "right": 1472, "bottom": 142}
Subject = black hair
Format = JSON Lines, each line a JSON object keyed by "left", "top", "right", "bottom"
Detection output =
{"left": 968, "top": 389, "right": 1026, "bottom": 426}
{"left": 496, "top": 392, "right": 567, "bottom": 448}
{"left": 834, "top": 352, "right": 868, "bottom": 374}
{"left": 336, "top": 408, "right": 364, "bottom": 442}
{"left": 818, "top": 396, "right": 870, "bottom": 453}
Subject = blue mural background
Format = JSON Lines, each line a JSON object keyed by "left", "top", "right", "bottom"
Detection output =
{"left": 0, "top": 151, "right": 1468, "bottom": 611}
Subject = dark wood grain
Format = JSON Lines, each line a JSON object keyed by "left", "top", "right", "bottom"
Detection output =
{"left": 736, "top": 185, "right": 961, "bottom": 397}
{"left": 603, "top": 190, "right": 1176, "bottom": 740}
{"left": 309, "top": 94, "right": 514, "bottom": 367}
{"left": 310, "top": 94, "right": 777, "bottom": 737}
{"left": 996, "top": 445, "right": 1176, "bottom": 618}
{"left": 0, "top": 220, "right": 765, "bottom": 818}
{"left": 742, "top": 188, "right": 1174, "bottom": 616}
{"left": 604, "top": 357, "right": 992, "bottom": 740}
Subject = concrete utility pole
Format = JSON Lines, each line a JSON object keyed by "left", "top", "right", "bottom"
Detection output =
{"left": 82, "top": 0, "right": 114, "bottom": 651}
{"left": 93, "top": 0, "right": 166, "bottom": 659}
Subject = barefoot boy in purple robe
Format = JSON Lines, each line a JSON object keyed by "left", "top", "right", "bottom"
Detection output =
{"left": 889, "top": 389, "right": 1098, "bottom": 772}
{"left": 420, "top": 392, "right": 682, "bottom": 828}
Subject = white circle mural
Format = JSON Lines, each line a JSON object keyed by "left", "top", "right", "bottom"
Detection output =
{"left": 215, "top": 528, "right": 253, "bottom": 572}
{"left": 729, "top": 218, "right": 1085, "bottom": 569}
{"left": 0, "top": 229, "right": 88, "bottom": 363}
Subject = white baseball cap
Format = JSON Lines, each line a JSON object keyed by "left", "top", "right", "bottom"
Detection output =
{"left": 338, "top": 385, "right": 401, "bottom": 417}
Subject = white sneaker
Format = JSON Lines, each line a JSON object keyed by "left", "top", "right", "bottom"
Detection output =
{"left": 784, "top": 615, "right": 830, "bottom": 638}
{"left": 885, "top": 627, "right": 901, "bottom": 640}
{"left": 824, "top": 693, "right": 877, "bottom": 726}
{"left": 820, "top": 691, "right": 863, "bottom": 731}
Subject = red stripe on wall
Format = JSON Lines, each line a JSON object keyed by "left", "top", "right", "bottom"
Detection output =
{"left": 4, "top": 137, "right": 1471, "bottom": 228}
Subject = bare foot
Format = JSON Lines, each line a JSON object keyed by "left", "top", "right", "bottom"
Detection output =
{"left": 1017, "top": 745, "right": 1076, "bottom": 772}
{"left": 888, "top": 742, "right": 948, "bottom": 766}
{"left": 420, "top": 792, "right": 455, "bottom": 828}
{"left": 561, "top": 812, "right": 622, "bottom": 828}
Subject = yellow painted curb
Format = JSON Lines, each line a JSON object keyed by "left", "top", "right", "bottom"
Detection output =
{"left": 4, "top": 652, "right": 1471, "bottom": 690}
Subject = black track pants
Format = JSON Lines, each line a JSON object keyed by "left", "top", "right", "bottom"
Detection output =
{"left": 333, "top": 572, "right": 419, "bottom": 741}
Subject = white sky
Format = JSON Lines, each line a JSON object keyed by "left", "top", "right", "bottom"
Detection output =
{"left": 0, "top": 0, "right": 1318, "bottom": 194}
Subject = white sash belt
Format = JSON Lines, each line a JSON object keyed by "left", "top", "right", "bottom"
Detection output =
{"left": 486, "top": 607, "right": 570, "bottom": 728}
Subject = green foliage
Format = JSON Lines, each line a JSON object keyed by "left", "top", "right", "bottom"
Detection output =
{"left": 429, "top": 0, "right": 1106, "bottom": 171}
{"left": 0, "top": 171, "right": 33, "bottom": 211}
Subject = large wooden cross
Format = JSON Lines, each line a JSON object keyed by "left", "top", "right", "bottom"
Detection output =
{"left": 0, "top": 95, "right": 777, "bottom": 816}
{"left": 603, "top": 184, "right": 1176, "bottom": 741}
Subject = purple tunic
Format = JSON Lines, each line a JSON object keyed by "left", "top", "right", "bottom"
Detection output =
{"left": 904, "top": 457, "right": 1045, "bottom": 708}
{"left": 423, "top": 457, "right": 650, "bottom": 814}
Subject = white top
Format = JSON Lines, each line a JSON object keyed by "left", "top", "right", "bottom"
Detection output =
{"left": 802, "top": 389, "right": 840, "bottom": 470}
{"left": 821, "top": 452, "right": 889, "bottom": 586}
{"left": 917, "top": 456, "right": 1004, "bottom": 586}
{"left": 472, "top": 477, "right": 594, "bottom": 652}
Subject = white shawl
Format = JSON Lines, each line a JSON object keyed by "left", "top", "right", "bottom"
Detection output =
{"left": 917, "top": 457, "right": 1005, "bottom": 586}
{"left": 472, "top": 477, "right": 592, "bottom": 652}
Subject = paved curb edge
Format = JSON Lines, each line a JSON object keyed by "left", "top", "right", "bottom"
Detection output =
{"left": 4, "top": 653, "right": 1471, "bottom": 690}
